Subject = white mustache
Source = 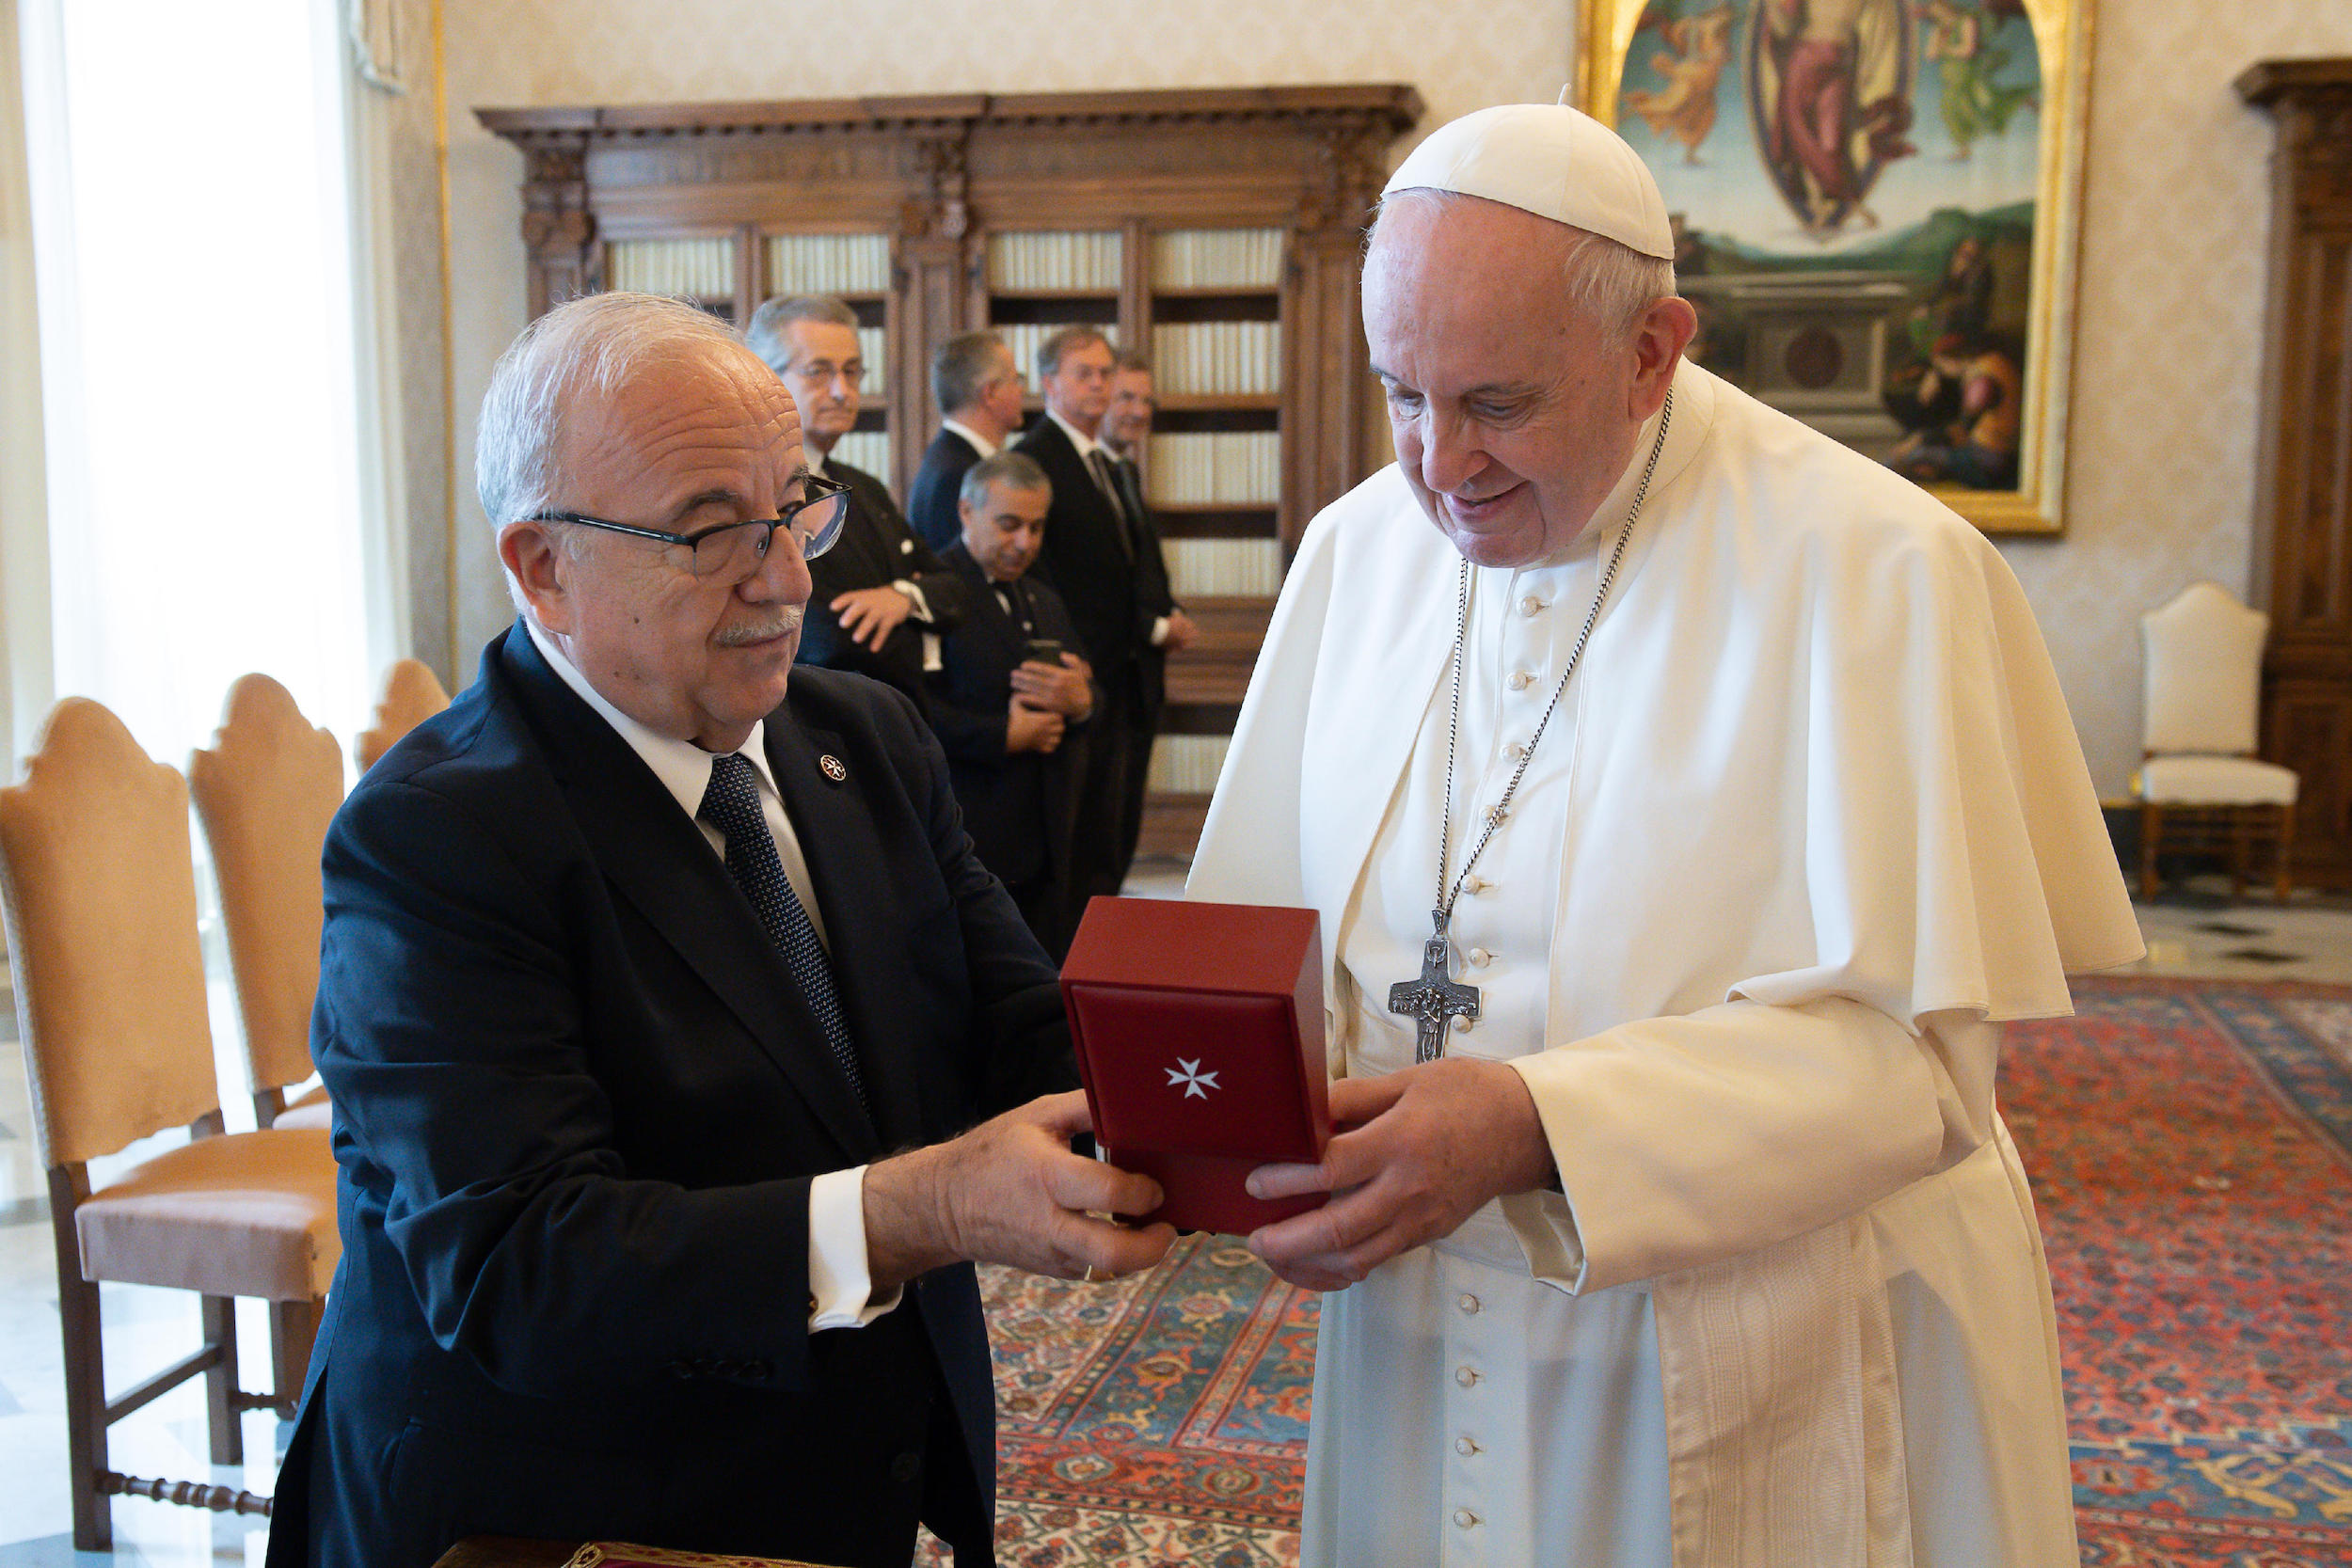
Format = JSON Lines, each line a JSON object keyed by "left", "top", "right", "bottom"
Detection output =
{"left": 714, "top": 607, "right": 801, "bottom": 648}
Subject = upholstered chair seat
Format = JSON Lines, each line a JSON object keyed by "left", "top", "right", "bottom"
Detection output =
{"left": 75, "top": 1125, "right": 339, "bottom": 1299}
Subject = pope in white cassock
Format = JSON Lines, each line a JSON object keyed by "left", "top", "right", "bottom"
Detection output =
{"left": 1187, "top": 101, "right": 2145, "bottom": 1567}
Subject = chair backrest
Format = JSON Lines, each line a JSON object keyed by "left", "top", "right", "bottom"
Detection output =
{"left": 355, "top": 658, "right": 450, "bottom": 772}
{"left": 0, "top": 698, "right": 219, "bottom": 1168}
{"left": 2142, "top": 580, "right": 2268, "bottom": 756}
{"left": 188, "top": 675, "right": 343, "bottom": 1099}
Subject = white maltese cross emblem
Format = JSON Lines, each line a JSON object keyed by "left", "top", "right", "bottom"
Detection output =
{"left": 1166, "top": 1057, "right": 1220, "bottom": 1100}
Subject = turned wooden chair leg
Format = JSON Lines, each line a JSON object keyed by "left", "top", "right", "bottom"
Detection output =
{"left": 272, "top": 1297, "right": 321, "bottom": 1414}
{"left": 2231, "top": 811, "right": 2249, "bottom": 901}
{"left": 2139, "top": 802, "right": 2163, "bottom": 899}
{"left": 50, "top": 1170, "right": 110, "bottom": 1551}
{"left": 201, "top": 1293, "right": 243, "bottom": 1465}
{"left": 2277, "top": 800, "right": 2296, "bottom": 905}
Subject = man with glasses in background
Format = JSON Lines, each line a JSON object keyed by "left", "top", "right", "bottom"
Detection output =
{"left": 746, "top": 293, "right": 966, "bottom": 710}
{"left": 910, "top": 328, "right": 1029, "bottom": 551}
{"left": 268, "top": 293, "right": 1173, "bottom": 1568}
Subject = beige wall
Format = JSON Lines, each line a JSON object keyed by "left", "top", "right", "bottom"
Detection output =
{"left": 432, "top": 0, "right": 2352, "bottom": 796}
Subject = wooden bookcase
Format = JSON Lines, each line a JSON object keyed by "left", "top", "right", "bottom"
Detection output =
{"left": 479, "top": 87, "right": 1423, "bottom": 857}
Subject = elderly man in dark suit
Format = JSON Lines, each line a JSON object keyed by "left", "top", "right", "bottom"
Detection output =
{"left": 1014, "top": 327, "right": 1196, "bottom": 909}
{"left": 266, "top": 293, "right": 1172, "bottom": 1568}
{"left": 925, "top": 451, "right": 1096, "bottom": 958}
{"left": 909, "top": 329, "right": 1027, "bottom": 552}
{"left": 746, "top": 293, "right": 965, "bottom": 708}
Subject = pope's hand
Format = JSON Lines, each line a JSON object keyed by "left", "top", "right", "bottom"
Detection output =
{"left": 863, "top": 1090, "right": 1176, "bottom": 1291}
{"left": 1243, "top": 1059, "right": 1555, "bottom": 1292}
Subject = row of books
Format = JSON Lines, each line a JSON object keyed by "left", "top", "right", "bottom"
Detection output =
{"left": 1164, "top": 538, "right": 1282, "bottom": 598}
{"left": 1152, "top": 322, "right": 1281, "bottom": 396}
{"left": 766, "top": 232, "right": 892, "bottom": 295}
{"left": 995, "top": 320, "right": 1120, "bottom": 382}
{"left": 607, "top": 237, "right": 734, "bottom": 299}
{"left": 829, "top": 430, "right": 891, "bottom": 479}
{"left": 990, "top": 231, "right": 1123, "bottom": 293}
{"left": 1144, "top": 433, "right": 1280, "bottom": 507}
{"left": 1152, "top": 229, "right": 1284, "bottom": 291}
{"left": 1146, "top": 735, "right": 1230, "bottom": 795}
{"left": 855, "top": 326, "right": 886, "bottom": 396}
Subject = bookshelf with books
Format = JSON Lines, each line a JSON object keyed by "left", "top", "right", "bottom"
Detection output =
{"left": 479, "top": 86, "right": 1422, "bottom": 856}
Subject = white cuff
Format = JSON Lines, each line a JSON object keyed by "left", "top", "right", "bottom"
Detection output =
{"left": 894, "top": 578, "right": 933, "bottom": 624}
{"left": 807, "top": 1166, "right": 902, "bottom": 1330}
{"left": 1151, "top": 615, "right": 1170, "bottom": 647}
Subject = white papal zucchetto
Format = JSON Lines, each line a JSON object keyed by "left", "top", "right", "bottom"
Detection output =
{"left": 1382, "top": 99, "right": 1677, "bottom": 261}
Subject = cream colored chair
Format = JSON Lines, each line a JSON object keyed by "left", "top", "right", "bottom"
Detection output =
{"left": 2135, "top": 581, "right": 2299, "bottom": 902}
{"left": 189, "top": 674, "right": 342, "bottom": 1132}
{"left": 0, "top": 698, "right": 340, "bottom": 1549}
{"left": 354, "top": 657, "right": 450, "bottom": 772}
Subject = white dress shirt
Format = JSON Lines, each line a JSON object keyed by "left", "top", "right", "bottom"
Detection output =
{"left": 939, "top": 418, "right": 998, "bottom": 460}
{"left": 526, "top": 617, "right": 898, "bottom": 1332}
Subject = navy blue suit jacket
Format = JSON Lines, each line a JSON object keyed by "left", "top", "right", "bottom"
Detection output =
{"left": 266, "top": 623, "right": 1072, "bottom": 1568}
{"left": 908, "top": 425, "right": 984, "bottom": 553}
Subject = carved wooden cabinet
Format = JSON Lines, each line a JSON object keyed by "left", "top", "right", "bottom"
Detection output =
{"left": 478, "top": 87, "right": 1422, "bottom": 856}
{"left": 2239, "top": 60, "right": 2352, "bottom": 886}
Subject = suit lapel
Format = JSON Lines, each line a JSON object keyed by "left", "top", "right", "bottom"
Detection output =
{"left": 500, "top": 627, "right": 879, "bottom": 1162}
{"left": 762, "top": 710, "right": 927, "bottom": 1151}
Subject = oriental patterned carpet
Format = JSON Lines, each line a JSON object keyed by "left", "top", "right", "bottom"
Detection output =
{"left": 960, "top": 976, "right": 2352, "bottom": 1567}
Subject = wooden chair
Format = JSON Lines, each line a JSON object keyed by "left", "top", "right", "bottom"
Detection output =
{"left": 189, "top": 674, "right": 342, "bottom": 1131}
{"left": 2135, "top": 581, "right": 2300, "bottom": 902}
{"left": 0, "top": 698, "right": 341, "bottom": 1548}
{"left": 355, "top": 657, "right": 450, "bottom": 772}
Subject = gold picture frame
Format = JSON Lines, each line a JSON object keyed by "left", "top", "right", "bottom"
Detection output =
{"left": 1578, "top": 0, "right": 2091, "bottom": 533}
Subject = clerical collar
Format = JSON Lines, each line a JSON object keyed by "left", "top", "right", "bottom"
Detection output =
{"left": 1045, "top": 406, "right": 1106, "bottom": 460}
{"left": 523, "top": 615, "right": 783, "bottom": 823}
{"left": 941, "top": 418, "right": 998, "bottom": 459}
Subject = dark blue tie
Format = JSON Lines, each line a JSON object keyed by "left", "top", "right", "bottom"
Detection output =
{"left": 698, "top": 752, "right": 869, "bottom": 1112}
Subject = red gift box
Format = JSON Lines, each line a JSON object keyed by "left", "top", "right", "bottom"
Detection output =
{"left": 1059, "top": 896, "right": 1329, "bottom": 1236}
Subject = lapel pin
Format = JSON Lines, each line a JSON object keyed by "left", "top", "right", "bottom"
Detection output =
{"left": 818, "top": 754, "right": 848, "bottom": 784}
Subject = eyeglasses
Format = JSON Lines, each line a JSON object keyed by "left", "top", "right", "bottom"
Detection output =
{"left": 529, "top": 474, "right": 851, "bottom": 579}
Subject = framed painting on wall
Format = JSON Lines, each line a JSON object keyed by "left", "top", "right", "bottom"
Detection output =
{"left": 1577, "top": 0, "right": 2090, "bottom": 532}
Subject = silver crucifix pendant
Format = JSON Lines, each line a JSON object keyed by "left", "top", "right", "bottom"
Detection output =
{"left": 1388, "top": 914, "right": 1480, "bottom": 1063}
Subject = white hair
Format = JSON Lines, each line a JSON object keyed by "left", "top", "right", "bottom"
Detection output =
{"left": 476, "top": 292, "right": 744, "bottom": 537}
{"left": 1369, "top": 188, "right": 1678, "bottom": 344}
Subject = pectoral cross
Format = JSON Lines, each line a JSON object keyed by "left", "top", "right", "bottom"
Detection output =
{"left": 1389, "top": 916, "right": 1481, "bottom": 1063}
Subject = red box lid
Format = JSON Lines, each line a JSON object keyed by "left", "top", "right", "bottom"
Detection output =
{"left": 1060, "top": 897, "right": 1328, "bottom": 1234}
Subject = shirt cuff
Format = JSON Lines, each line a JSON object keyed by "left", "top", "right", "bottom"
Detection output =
{"left": 893, "top": 578, "right": 933, "bottom": 624}
{"left": 1151, "top": 615, "right": 1170, "bottom": 647}
{"left": 808, "top": 1166, "right": 902, "bottom": 1330}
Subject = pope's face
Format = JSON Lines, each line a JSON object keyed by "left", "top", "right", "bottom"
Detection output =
{"left": 518, "top": 342, "right": 814, "bottom": 752}
{"left": 1365, "top": 194, "right": 1665, "bottom": 569}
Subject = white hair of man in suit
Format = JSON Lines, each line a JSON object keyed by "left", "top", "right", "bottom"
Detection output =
{"left": 747, "top": 293, "right": 866, "bottom": 459}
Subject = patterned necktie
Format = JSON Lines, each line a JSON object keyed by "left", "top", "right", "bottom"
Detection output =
{"left": 1085, "top": 449, "right": 1137, "bottom": 560}
{"left": 697, "top": 752, "right": 869, "bottom": 1112}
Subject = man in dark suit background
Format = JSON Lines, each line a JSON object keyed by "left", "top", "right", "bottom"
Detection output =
{"left": 746, "top": 294, "right": 965, "bottom": 707}
{"left": 926, "top": 451, "right": 1095, "bottom": 958}
{"left": 1014, "top": 327, "right": 1197, "bottom": 911}
{"left": 909, "top": 330, "right": 1027, "bottom": 552}
{"left": 268, "top": 293, "right": 1172, "bottom": 1568}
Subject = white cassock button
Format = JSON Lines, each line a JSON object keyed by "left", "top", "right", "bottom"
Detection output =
{"left": 1469, "top": 947, "right": 1492, "bottom": 967}
{"left": 1455, "top": 1435, "right": 1479, "bottom": 1456}
{"left": 1455, "top": 1509, "right": 1481, "bottom": 1529}
{"left": 1507, "top": 741, "right": 1529, "bottom": 759}
{"left": 1458, "top": 1292, "right": 1481, "bottom": 1315}
{"left": 1450, "top": 1013, "right": 1471, "bottom": 1034}
{"left": 1455, "top": 1365, "right": 1480, "bottom": 1388}
{"left": 1464, "top": 876, "right": 1488, "bottom": 895}
{"left": 1519, "top": 595, "right": 1545, "bottom": 617}
{"left": 1507, "top": 671, "right": 1534, "bottom": 691}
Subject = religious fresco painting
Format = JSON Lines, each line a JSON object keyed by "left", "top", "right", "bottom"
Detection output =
{"left": 1583, "top": 0, "right": 2089, "bottom": 531}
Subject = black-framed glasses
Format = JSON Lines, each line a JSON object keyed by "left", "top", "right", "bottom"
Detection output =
{"left": 529, "top": 474, "right": 851, "bottom": 580}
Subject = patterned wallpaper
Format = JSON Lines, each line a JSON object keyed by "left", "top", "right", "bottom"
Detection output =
{"left": 424, "top": 0, "right": 2352, "bottom": 795}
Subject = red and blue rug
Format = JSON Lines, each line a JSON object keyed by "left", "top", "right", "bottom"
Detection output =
{"left": 971, "top": 976, "right": 2352, "bottom": 1566}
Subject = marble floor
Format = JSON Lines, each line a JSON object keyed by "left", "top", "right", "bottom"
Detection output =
{"left": 3, "top": 872, "right": 2349, "bottom": 1567}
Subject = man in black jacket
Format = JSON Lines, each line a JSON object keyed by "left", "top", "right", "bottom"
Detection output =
{"left": 1014, "top": 327, "right": 1196, "bottom": 909}
{"left": 747, "top": 294, "right": 965, "bottom": 706}
{"left": 926, "top": 451, "right": 1096, "bottom": 957}
{"left": 267, "top": 293, "right": 1171, "bottom": 1568}
{"left": 909, "top": 329, "right": 1027, "bottom": 551}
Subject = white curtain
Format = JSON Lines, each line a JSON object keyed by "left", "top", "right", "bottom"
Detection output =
{"left": 17, "top": 0, "right": 393, "bottom": 769}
